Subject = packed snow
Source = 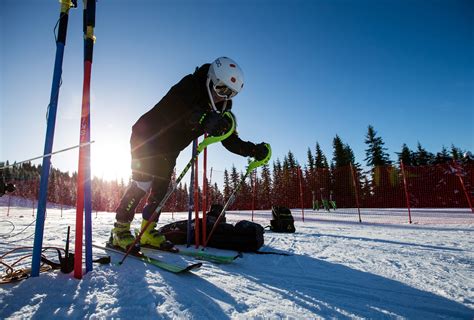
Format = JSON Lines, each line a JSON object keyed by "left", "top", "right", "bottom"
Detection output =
{"left": 0, "top": 198, "right": 473, "bottom": 319}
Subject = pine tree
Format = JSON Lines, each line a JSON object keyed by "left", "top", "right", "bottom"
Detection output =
{"left": 332, "top": 135, "right": 344, "bottom": 167}
{"left": 315, "top": 143, "right": 328, "bottom": 168}
{"left": 398, "top": 144, "right": 412, "bottom": 165}
{"left": 223, "top": 169, "right": 231, "bottom": 201}
{"left": 179, "top": 183, "right": 189, "bottom": 211}
{"left": 259, "top": 163, "right": 272, "bottom": 209}
{"left": 307, "top": 148, "right": 315, "bottom": 172}
{"left": 344, "top": 144, "right": 356, "bottom": 165}
{"left": 230, "top": 165, "right": 240, "bottom": 191}
{"left": 414, "top": 142, "right": 434, "bottom": 166}
{"left": 331, "top": 135, "right": 358, "bottom": 207}
{"left": 434, "top": 146, "right": 451, "bottom": 164}
{"left": 210, "top": 182, "right": 224, "bottom": 205}
{"left": 238, "top": 172, "right": 252, "bottom": 210}
{"left": 2, "top": 161, "right": 12, "bottom": 182}
{"left": 364, "top": 125, "right": 392, "bottom": 167}
{"left": 332, "top": 135, "right": 352, "bottom": 167}
{"left": 283, "top": 151, "right": 299, "bottom": 208}
{"left": 272, "top": 159, "right": 284, "bottom": 205}
{"left": 286, "top": 150, "right": 298, "bottom": 168}
{"left": 451, "top": 144, "right": 464, "bottom": 160}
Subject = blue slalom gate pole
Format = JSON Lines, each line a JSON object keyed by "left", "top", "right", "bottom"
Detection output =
{"left": 31, "top": 0, "right": 76, "bottom": 277}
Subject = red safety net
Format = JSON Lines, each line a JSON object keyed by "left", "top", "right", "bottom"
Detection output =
{"left": 2, "top": 162, "right": 473, "bottom": 224}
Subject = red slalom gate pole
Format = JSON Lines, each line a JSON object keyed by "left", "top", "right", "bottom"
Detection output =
{"left": 350, "top": 163, "right": 362, "bottom": 223}
{"left": 452, "top": 161, "right": 474, "bottom": 214}
{"left": 74, "top": 67, "right": 90, "bottom": 279}
{"left": 400, "top": 160, "right": 413, "bottom": 223}
{"left": 201, "top": 134, "right": 208, "bottom": 246}
{"left": 194, "top": 141, "right": 200, "bottom": 248}
{"left": 75, "top": 0, "right": 96, "bottom": 279}
{"left": 298, "top": 167, "right": 304, "bottom": 222}
{"left": 458, "top": 175, "right": 474, "bottom": 213}
{"left": 251, "top": 170, "right": 256, "bottom": 221}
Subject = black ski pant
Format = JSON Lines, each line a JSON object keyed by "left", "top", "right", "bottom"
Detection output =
{"left": 115, "top": 132, "right": 178, "bottom": 223}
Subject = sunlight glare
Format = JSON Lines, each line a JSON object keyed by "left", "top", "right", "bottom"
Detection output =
{"left": 91, "top": 141, "right": 131, "bottom": 182}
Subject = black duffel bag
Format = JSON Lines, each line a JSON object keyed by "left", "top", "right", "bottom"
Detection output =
{"left": 270, "top": 206, "right": 296, "bottom": 233}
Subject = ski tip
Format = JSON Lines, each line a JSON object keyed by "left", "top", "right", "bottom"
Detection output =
{"left": 183, "top": 262, "right": 203, "bottom": 272}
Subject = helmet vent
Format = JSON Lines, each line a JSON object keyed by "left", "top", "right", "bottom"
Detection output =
{"left": 230, "top": 77, "right": 236, "bottom": 83}
{"left": 229, "top": 64, "right": 236, "bottom": 68}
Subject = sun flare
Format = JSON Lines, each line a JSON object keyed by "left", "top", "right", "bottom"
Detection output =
{"left": 91, "top": 142, "right": 131, "bottom": 182}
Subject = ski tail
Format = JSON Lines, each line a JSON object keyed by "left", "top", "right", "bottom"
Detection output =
{"left": 92, "top": 243, "right": 202, "bottom": 273}
{"left": 142, "top": 246, "right": 242, "bottom": 264}
{"left": 179, "top": 248, "right": 242, "bottom": 264}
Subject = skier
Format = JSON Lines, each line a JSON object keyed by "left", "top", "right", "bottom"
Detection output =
{"left": 111, "top": 57, "right": 271, "bottom": 250}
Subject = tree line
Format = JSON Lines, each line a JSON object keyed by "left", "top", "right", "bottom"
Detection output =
{"left": 1, "top": 125, "right": 472, "bottom": 211}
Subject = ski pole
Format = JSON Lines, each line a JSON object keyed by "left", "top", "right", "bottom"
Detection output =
{"left": 204, "top": 144, "right": 272, "bottom": 248}
{"left": 0, "top": 141, "right": 95, "bottom": 170}
{"left": 119, "top": 112, "right": 236, "bottom": 265}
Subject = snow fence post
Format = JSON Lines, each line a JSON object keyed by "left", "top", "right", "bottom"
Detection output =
{"left": 350, "top": 163, "right": 362, "bottom": 223}
{"left": 400, "top": 160, "right": 413, "bottom": 224}
{"left": 297, "top": 167, "right": 305, "bottom": 222}
{"left": 452, "top": 160, "right": 474, "bottom": 214}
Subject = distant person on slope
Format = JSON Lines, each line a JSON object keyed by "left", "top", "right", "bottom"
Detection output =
{"left": 111, "top": 57, "right": 271, "bottom": 250}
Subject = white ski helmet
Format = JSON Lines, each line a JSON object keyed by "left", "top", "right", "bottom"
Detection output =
{"left": 206, "top": 57, "right": 244, "bottom": 113}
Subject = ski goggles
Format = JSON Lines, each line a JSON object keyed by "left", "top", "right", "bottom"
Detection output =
{"left": 213, "top": 82, "right": 237, "bottom": 99}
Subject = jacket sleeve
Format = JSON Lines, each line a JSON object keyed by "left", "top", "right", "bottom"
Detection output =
{"left": 221, "top": 131, "right": 256, "bottom": 157}
{"left": 221, "top": 111, "right": 256, "bottom": 157}
{"left": 187, "top": 108, "right": 206, "bottom": 131}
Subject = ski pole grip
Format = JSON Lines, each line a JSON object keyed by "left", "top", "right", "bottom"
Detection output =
{"left": 197, "top": 112, "right": 235, "bottom": 152}
{"left": 248, "top": 143, "right": 272, "bottom": 172}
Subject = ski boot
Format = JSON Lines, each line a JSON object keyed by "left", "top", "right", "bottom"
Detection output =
{"left": 111, "top": 221, "right": 136, "bottom": 250}
{"left": 139, "top": 219, "right": 177, "bottom": 252}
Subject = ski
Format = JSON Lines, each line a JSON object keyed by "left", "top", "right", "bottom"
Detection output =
{"left": 142, "top": 246, "right": 242, "bottom": 264}
{"left": 92, "top": 243, "right": 202, "bottom": 273}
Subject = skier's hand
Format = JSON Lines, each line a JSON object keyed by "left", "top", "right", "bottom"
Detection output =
{"left": 253, "top": 143, "right": 270, "bottom": 161}
{"left": 202, "top": 112, "right": 232, "bottom": 136}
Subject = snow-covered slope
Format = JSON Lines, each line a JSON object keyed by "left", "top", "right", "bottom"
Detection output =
{"left": 1, "top": 204, "right": 473, "bottom": 319}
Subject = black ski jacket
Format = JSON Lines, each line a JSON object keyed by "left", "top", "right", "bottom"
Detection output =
{"left": 131, "top": 64, "right": 256, "bottom": 158}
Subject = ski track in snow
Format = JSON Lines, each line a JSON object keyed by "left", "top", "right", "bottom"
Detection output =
{"left": 0, "top": 200, "right": 473, "bottom": 319}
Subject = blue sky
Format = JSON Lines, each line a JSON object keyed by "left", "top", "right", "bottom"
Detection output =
{"left": 1, "top": 0, "right": 473, "bottom": 182}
